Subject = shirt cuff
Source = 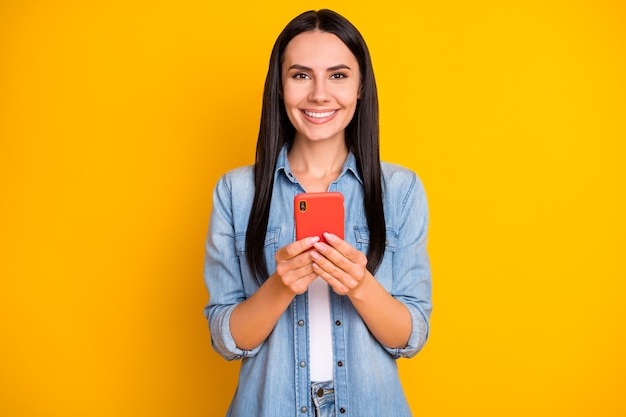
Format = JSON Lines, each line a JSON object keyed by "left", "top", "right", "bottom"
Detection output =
{"left": 209, "top": 304, "right": 262, "bottom": 361}
{"left": 382, "top": 305, "right": 429, "bottom": 359}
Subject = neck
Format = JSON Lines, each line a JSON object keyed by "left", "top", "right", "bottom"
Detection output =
{"left": 288, "top": 138, "right": 348, "bottom": 192}
{"left": 289, "top": 138, "right": 347, "bottom": 174}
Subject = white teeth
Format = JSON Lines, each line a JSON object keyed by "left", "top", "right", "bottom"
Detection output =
{"left": 304, "top": 110, "right": 336, "bottom": 118}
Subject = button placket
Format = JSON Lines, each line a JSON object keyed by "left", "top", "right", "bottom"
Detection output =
{"left": 293, "top": 295, "right": 309, "bottom": 417}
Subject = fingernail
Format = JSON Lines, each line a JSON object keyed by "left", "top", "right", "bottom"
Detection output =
{"left": 306, "top": 236, "right": 320, "bottom": 245}
{"left": 323, "top": 232, "right": 336, "bottom": 242}
{"left": 313, "top": 242, "right": 327, "bottom": 252}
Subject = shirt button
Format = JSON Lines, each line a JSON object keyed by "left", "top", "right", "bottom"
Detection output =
{"left": 340, "top": 407, "right": 346, "bottom": 413}
{"left": 335, "top": 320, "right": 341, "bottom": 326}
{"left": 337, "top": 361, "right": 343, "bottom": 367}
{"left": 298, "top": 320, "right": 305, "bottom": 326}
{"left": 299, "top": 361, "right": 306, "bottom": 368}
{"left": 301, "top": 406, "right": 307, "bottom": 413}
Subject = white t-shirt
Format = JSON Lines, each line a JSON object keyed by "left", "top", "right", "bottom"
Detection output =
{"left": 307, "top": 277, "right": 334, "bottom": 382}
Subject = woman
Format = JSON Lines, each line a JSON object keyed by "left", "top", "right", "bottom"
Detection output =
{"left": 204, "top": 9, "right": 432, "bottom": 417}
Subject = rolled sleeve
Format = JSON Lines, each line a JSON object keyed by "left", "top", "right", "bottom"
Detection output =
{"left": 383, "top": 171, "right": 432, "bottom": 359}
{"left": 383, "top": 303, "right": 430, "bottom": 359}
{"left": 203, "top": 173, "right": 261, "bottom": 361}
{"left": 208, "top": 304, "right": 262, "bottom": 360}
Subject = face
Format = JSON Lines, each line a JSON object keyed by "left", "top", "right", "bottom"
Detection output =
{"left": 281, "top": 31, "right": 361, "bottom": 144}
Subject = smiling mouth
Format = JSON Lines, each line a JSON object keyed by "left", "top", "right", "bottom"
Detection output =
{"left": 303, "top": 110, "right": 337, "bottom": 119}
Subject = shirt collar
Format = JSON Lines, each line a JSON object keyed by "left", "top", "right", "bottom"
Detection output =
{"left": 275, "top": 144, "right": 363, "bottom": 185}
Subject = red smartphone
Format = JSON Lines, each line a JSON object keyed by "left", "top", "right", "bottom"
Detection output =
{"left": 294, "top": 192, "right": 344, "bottom": 243}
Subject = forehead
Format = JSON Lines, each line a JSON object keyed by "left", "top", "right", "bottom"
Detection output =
{"left": 283, "top": 31, "right": 357, "bottom": 67}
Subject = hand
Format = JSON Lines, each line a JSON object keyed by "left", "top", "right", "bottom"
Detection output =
{"left": 230, "top": 235, "right": 321, "bottom": 351}
{"left": 309, "top": 233, "right": 412, "bottom": 349}
{"left": 274, "top": 236, "right": 320, "bottom": 295}
{"left": 310, "top": 232, "right": 371, "bottom": 296}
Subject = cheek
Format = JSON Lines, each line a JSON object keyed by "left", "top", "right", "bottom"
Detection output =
{"left": 338, "top": 88, "right": 360, "bottom": 109}
{"left": 281, "top": 86, "right": 301, "bottom": 111}
{"left": 339, "top": 81, "right": 361, "bottom": 101}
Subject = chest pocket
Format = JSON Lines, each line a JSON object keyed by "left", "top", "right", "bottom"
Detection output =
{"left": 235, "top": 227, "right": 281, "bottom": 297}
{"left": 353, "top": 226, "right": 398, "bottom": 292}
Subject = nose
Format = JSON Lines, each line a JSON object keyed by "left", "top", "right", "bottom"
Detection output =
{"left": 308, "top": 79, "right": 330, "bottom": 103}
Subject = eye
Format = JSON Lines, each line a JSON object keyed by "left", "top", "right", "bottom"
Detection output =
{"left": 330, "top": 72, "right": 347, "bottom": 80}
{"left": 292, "top": 73, "right": 310, "bottom": 80}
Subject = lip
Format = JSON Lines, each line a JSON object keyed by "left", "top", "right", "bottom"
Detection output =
{"left": 301, "top": 109, "right": 339, "bottom": 124}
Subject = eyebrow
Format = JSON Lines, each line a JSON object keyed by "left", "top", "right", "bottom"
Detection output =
{"left": 287, "top": 64, "right": 352, "bottom": 72}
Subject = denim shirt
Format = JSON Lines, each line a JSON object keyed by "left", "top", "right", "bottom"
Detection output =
{"left": 204, "top": 145, "right": 432, "bottom": 417}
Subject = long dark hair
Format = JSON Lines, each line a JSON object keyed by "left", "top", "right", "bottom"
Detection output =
{"left": 246, "top": 9, "right": 386, "bottom": 284}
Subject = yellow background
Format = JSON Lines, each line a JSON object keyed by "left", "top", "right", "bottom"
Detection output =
{"left": 1, "top": 0, "right": 624, "bottom": 416}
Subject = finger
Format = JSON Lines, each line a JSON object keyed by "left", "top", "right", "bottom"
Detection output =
{"left": 311, "top": 242, "right": 340, "bottom": 265}
{"left": 275, "top": 254, "right": 318, "bottom": 293}
{"left": 276, "top": 250, "right": 316, "bottom": 279}
{"left": 322, "top": 233, "right": 367, "bottom": 266}
{"left": 288, "top": 268, "right": 319, "bottom": 294}
{"left": 310, "top": 249, "right": 356, "bottom": 288}
{"left": 311, "top": 260, "right": 351, "bottom": 295}
{"left": 312, "top": 242, "right": 367, "bottom": 288}
{"left": 312, "top": 240, "right": 357, "bottom": 273}
{"left": 277, "top": 236, "right": 320, "bottom": 261}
